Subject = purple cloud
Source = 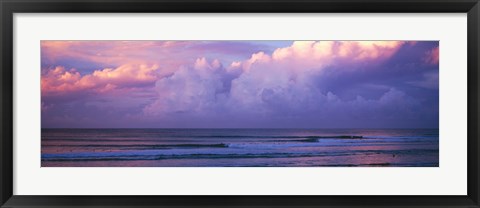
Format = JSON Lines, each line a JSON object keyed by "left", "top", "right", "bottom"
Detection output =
{"left": 41, "top": 41, "right": 439, "bottom": 128}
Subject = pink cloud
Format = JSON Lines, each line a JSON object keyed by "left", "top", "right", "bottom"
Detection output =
{"left": 220, "top": 41, "right": 405, "bottom": 110}
{"left": 42, "top": 64, "right": 160, "bottom": 95}
{"left": 272, "top": 41, "right": 403, "bottom": 61}
{"left": 41, "top": 41, "right": 195, "bottom": 76}
{"left": 143, "top": 41, "right": 407, "bottom": 116}
{"left": 43, "top": 41, "right": 407, "bottom": 101}
{"left": 41, "top": 41, "right": 439, "bottom": 128}
{"left": 231, "top": 41, "right": 405, "bottom": 73}
{"left": 423, "top": 46, "right": 439, "bottom": 65}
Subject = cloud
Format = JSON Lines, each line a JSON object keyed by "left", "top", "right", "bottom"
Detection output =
{"left": 41, "top": 41, "right": 438, "bottom": 128}
{"left": 423, "top": 46, "right": 439, "bottom": 65}
{"left": 41, "top": 40, "right": 282, "bottom": 74}
{"left": 217, "top": 41, "right": 406, "bottom": 111}
{"left": 41, "top": 64, "right": 160, "bottom": 96}
{"left": 143, "top": 58, "right": 234, "bottom": 115}
{"left": 270, "top": 41, "right": 404, "bottom": 70}
{"left": 138, "top": 41, "right": 435, "bottom": 128}
{"left": 41, "top": 41, "right": 188, "bottom": 64}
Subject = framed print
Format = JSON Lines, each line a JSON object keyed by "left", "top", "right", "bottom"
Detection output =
{"left": 1, "top": 0, "right": 479, "bottom": 207}
{"left": 39, "top": 40, "right": 441, "bottom": 168}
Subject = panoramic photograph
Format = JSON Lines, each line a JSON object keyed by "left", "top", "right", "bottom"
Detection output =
{"left": 41, "top": 40, "right": 439, "bottom": 167}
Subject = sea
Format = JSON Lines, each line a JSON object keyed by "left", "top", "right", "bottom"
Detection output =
{"left": 41, "top": 128, "right": 439, "bottom": 167}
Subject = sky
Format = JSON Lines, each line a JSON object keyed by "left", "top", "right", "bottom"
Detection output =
{"left": 41, "top": 40, "right": 439, "bottom": 128}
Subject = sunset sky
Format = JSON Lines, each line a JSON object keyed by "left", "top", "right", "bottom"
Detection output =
{"left": 41, "top": 41, "right": 439, "bottom": 128}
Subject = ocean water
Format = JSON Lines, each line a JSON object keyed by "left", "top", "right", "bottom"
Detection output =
{"left": 41, "top": 128, "right": 439, "bottom": 167}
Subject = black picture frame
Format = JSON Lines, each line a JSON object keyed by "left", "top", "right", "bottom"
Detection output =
{"left": 1, "top": 0, "right": 479, "bottom": 207}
